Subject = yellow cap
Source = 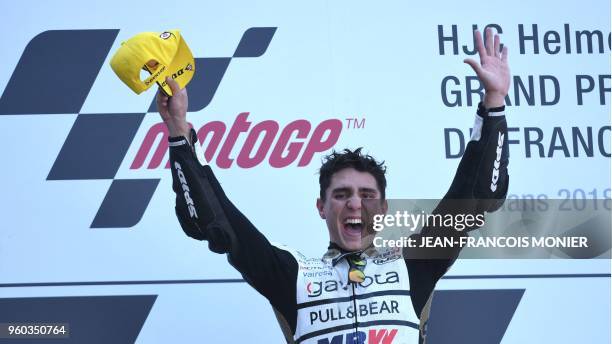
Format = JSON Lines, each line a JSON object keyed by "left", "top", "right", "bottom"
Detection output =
{"left": 110, "top": 30, "right": 195, "bottom": 96}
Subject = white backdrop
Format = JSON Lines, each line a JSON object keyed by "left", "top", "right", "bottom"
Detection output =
{"left": 0, "top": 0, "right": 610, "bottom": 343}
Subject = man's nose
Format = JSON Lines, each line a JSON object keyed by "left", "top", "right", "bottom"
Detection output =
{"left": 347, "top": 196, "right": 361, "bottom": 210}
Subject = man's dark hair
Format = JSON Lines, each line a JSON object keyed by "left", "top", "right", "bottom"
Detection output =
{"left": 318, "top": 147, "right": 387, "bottom": 201}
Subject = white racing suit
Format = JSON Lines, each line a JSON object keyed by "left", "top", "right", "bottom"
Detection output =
{"left": 168, "top": 104, "right": 509, "bottom": 343}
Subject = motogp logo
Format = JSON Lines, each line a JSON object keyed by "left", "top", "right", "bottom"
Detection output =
{"left": 0, "top": 27, "right": 296, "bottom": 229}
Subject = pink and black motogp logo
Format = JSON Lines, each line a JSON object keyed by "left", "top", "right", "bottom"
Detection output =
{"left": 0, "top": 27, "right": 342, "bottom": 228}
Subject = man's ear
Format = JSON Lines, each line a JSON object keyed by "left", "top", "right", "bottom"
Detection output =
{"left": 316, "top": 198, "right": 326, "bottom": 219}
{"left": 382, "top": 199, "right": 388, "bottom": 214}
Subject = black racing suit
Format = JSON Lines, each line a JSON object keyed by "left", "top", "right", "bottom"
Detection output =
{"left": 168, "top": 103, "right": 509, "bottom": 343}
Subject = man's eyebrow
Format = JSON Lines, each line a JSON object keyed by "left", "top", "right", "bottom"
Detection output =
{"left": 331, "top": 186, "right": 379, "bottom": 194}
{"left": 331, "top": 187, "right": 352, "bottom": 193}
{"left": 359, "top": 187, "right": 379, "bottom": 193}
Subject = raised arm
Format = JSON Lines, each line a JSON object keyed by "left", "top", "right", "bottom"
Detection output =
{"left": 158, "top": 77, "right": 298, "bottom": 333}
{"left": 438, "top": 25, "right": 511, "bottom": 215}
{"left": 406, "top": 28, "right": 511, "bottom": 321}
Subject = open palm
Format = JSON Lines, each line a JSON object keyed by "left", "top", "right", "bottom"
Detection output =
{"left": 464, "top": 28, "right": 510, "bottom": 105}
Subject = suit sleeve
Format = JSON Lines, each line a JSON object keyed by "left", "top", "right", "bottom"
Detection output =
{"left": 406, "top": 103, "right": 510, "bottom": 317}
{"left": 168, "top": 129, "right": 298, "bottom": 332}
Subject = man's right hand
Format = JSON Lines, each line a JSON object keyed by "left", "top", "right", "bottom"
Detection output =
{"left": 156, "top": 76, "right": 191, "bottom": 140}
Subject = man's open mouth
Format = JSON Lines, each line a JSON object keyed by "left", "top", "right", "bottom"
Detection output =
{"left": 343, "top": 218, "right": 363, "bottom": 237}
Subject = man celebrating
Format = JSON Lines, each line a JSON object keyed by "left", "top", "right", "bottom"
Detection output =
{"left": 158, "top": 28, "right": 510, "bottom": 343}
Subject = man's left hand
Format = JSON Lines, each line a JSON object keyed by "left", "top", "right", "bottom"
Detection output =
{"left": 464, "top": 27, "right": 510, "bottom": 109}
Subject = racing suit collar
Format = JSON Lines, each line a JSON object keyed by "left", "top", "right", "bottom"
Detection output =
{"left": 326, "top": 242, "right": 380, "bottom": 265}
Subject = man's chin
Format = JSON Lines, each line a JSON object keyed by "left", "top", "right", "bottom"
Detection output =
{"left": 346, "top": 243, "right": 363, "bottom": 251}
{"left": 339, "top": 237, "right": 372, "bottom": 252}
{"left": 335, "top": 229, "right": 375, "bottom": 251}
